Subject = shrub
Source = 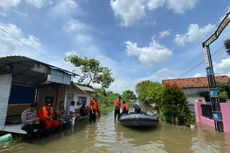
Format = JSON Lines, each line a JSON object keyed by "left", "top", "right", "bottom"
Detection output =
{"left": 160, "top": 83, "right": 191, "bottom": 125}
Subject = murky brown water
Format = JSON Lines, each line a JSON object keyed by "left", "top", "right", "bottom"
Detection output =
{"left": 1, "top": 112, "right": 230, "bottom": 153}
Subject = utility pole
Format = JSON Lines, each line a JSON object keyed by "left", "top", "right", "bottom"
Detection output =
{"left": 202, "top": 11, "right": 230, "bottom": 132}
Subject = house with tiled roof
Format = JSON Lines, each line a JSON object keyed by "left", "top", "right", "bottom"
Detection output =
{"left": 162, "top": 75, "right": 230, "bottom": 113}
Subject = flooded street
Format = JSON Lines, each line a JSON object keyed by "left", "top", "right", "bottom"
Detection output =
{"left": 1, "top": 112, "right": 230, "bottom": 153}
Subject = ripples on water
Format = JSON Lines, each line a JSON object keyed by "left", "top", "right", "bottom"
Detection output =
{"left": 1, "top": 112, "right": 230, "bottom": 153}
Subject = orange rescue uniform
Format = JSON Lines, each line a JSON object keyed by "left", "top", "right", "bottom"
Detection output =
{"left": 90, "top": 100, "right": 97, "bottom": 110}
{"left": 122, "top": 103, "right": 129, "bottom": 112}
{"left": 114, "top": 98, "right": 121, "bottom": 109}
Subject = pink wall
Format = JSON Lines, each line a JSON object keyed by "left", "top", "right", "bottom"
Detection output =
{"left": 195, "top": 99, "right": 230, "bottom": 133}
{"left": 200, "top": 116, "right": 215, "bottom": 127}
{"left": 194, "top": 100, "right": 215, "bottom": 128}
{"left": 220, "top": 103, "right": 230, "bottom": 133}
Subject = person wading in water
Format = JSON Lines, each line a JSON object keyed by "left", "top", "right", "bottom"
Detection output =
{"left": 114, "top": 96, "right": 122, "bottom": 121}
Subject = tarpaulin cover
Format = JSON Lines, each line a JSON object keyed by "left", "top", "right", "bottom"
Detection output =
{"left": 8, "top": 85, "right": 36, "bottom": 104}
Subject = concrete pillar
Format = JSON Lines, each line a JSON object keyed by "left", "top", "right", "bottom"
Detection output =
{"left": 220, "top": 103, "right": 230, "bottom": 133}
{"left": 194, "top": 99, "right": 203, "bottom": 123}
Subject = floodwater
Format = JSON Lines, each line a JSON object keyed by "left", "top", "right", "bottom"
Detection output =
{"left": 1, "top": 112, "right": 230, "bottom": 153}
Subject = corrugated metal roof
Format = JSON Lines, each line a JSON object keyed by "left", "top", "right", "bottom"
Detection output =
{"left": 0, "top": 56, "right": 77, "bottom": 86}
{"left": 0, "top": 56, "right": 76, "bottom": 75}
{"left": 73, "top": 83, "right": 95, "bottom": 92}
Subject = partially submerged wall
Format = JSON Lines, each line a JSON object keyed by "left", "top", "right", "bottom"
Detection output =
{"left": 195, "top": 99, "right": 230, "bottom": 133}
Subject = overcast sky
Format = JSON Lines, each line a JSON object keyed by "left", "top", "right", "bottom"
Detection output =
{"left": 0, "top": 0, "right": 230, "bottom": 93}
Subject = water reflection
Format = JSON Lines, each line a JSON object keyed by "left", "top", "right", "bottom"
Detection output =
{"left": 192, "top": 125, "right": 230, "bottom": 153}
{"left": 0, "top": 112, "right": 230, "bottom": 153}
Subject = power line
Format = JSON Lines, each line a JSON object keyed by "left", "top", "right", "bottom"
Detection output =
{"left": 0, "top": 26, "right": 74, "bottom": 71}
{"left": 175, "top": 19, "right": 225, "bottom": 70}
{"left": 0, "top": 26, "right": 46, "bottom": 57}
{"left": 178, "top": 46, "right": 224, "bottom": 78}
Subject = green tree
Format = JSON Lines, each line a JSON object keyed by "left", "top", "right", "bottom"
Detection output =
{"left": 161, "top": 83, "right": 190, "bottom": 125}
{"left": 122, "top": 90, "right": 137, "bottom": 102}
{"left": 217, "top": 81, "right": 230, "bottom": 101}
{"left": 224, "top": 39, "right": 230, "bottom": 55}
{"left": 91, "top": 88, "right": 119, "bottom": 114}
{"left": 136, "top": 80, "right": 163, "bottom": 108}
{"left": 65, "top": 55, "right": 114, "bottom": 88}
{"left": 136, "top": 80, "right": 151, "bottom": 102}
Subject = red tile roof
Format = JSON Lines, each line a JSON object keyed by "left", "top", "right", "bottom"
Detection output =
{"left": 162, "top": 75, "right": 230, "bottom": 89}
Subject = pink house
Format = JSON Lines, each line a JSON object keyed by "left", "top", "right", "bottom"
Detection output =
{"left": 195, "top": 100, "right": 230, "bottom": 133}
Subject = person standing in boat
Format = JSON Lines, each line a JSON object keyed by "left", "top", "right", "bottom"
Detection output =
{"left": 114, "top": 96, "right": 122, "bottom": 120}
{"left": 119, "top": 101, "right": 129, "bottom": 120}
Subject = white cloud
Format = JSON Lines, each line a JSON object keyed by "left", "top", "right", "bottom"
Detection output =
{"left": 137, "top": 68, "right": 176, "bottom": 82}
{"left": 193, "top": 73, "right": 204, "bottom": 77}
{"left": 215, "top": 57, "right": 230, "bottom": 75}
{"left": 159, "top": 30, "right": 170, "bottom": 38}
{"left": 166, "top": 0, "right": 197, "bottom": 14}
{"left": 108, "top": 68, "right": 178, "bottom": 94}
{"left": 110, "top": 0, "right": 146, "bottom": 26}
{"left": 0, "top": 0, "right": 21, "bottom": 10}
{"left": 110, "top": 0, "right": 198, "bottom": 26}
{"left": 0, "top": 23, "right": 43, "bottom": 58}
{"left": 0, "top": 23, "right": 76, "bottom": 73}
{"left": 147, "top": 0, "right": 165, "bottom": 10}
{"left": 65, "top": 19, "right": 93, "bottom": 45}
{"left": 67, "top": 20, "right": 91, "bottom": 33}
{"left": 65, "top": 50, "right": 79, "bottom": 57}
{"left": 52, "top": 0, "right": 79, "bottom": 17}
{"left": 174, "top": 23, "right": 215, "bottom": 45}
{"left": 108, "top": 68, "right": 176, "bottom": 94}
{"left": 25, "top": 0, "right": 45, "bottom": 8}
{"left": 108, "top": 77, "right": 136, "bottom": 94}
{"left": 125, "top": 39, "right": 172, "bottom": 65}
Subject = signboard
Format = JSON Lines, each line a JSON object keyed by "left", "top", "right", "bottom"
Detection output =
{"left": 203, "top": 12, "right": 230, "bottom": 47}
{"left": 203, "top": 34, "right": 217, "bottom": 47}
{"left": 47, "top": 69, "right": 71, "bottom": 85}
{"left": 206, "top": 67, "right": 214, "bottom": 75}
{"left": 216, "top": 13, "right": 230, "bottom": 37}
{"left": 204, "top": 47, "right": 212, "bottom": 67}
{"left": 210, "top": 88, "right": 218, "bottom": 97}
{"left": 213, "top": 111, "right": 222, "bottom": 121}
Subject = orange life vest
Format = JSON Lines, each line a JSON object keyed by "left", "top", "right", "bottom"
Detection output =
{"left": 90, "top": 100, "right": 97, "bottom": 110}
{"left": 114, "top": 98, "right": 121, "bottom": 109}
{"left": 122, "top": 103, "right": 129, "bottom": 112}
{"left": 38, "top": 106, "right": 48, "bottom": 119}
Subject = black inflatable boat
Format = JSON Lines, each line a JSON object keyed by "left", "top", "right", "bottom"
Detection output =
{"left": 119, "top": 104, "right": 159, "bottom": 127}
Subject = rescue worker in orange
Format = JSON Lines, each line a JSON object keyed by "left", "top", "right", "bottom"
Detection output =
{"left": 46, "top": 103, "right": 60, "bottom": 127}
{"left": 118, "top": 101, "right": 129, "bottom": 120}
{"left": 38, "top": 103, "right": 60, "bottom": 130}
{"left": 120, "top": 101, "right": 129, "bottom": 116}
{"left": 38, "top": 104, "right": 52, "bottom": 130}
{"left": 114, "top": 96, "right": 122, "bottom": 120}
{"left": 93, "top": 97, "right": 101, "bottom": 118}
{"left": 90, "top": 99, "right": 97, "bottom": 123}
